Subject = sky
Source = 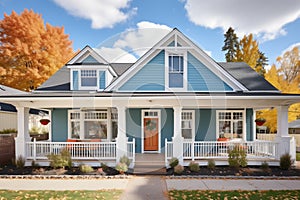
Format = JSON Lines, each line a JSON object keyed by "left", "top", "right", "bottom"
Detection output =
{"left": 1, "top": 0, "right": 300, "bottom": 67}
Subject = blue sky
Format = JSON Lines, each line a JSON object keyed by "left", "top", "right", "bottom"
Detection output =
{"left": 1, "top": 0, "right": 300, "bottom": 67}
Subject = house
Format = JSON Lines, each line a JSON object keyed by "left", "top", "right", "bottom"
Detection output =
{"left": 289, "top": 119, "right": 300, "bottom": 134}
{"left": 0, "top": 28, "right": 299, "bottom": 168}
{"left": 0, "top": 84, "right": 49, "bottom": 135}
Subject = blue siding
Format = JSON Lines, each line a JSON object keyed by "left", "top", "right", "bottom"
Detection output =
{"left": 82, "top": 55, "right": 98, "bottom": 63}
{"left": 246, "top": 109, "right": 254, "bottom": 141}
{"left": 195, "top": 109, "right": 217, "bottom": 141}
{"left": 161, "top": 108, "right": 173, "bottom": 152}
{"left": 72, "top": 71, "right": 79, "bottom": 90}
{"left": 126, "top": 108, "right": 142, "bottom": 153}
{"left": 187, "top": 53, "right": 233, "bottom": 91}
{"left": 51, "top": 108, "right": 68, "bottom": 142}
{"left": 119, "top": 51, "right": 165, "bottom": 91}
{"left": 99, "top": 71, "right": 106, "bottom": 89}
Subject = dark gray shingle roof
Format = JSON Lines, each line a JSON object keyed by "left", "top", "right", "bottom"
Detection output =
{"left": 110, "top": 63, "right": 133, "bottom": 76}
{"left": 218, "top": 62, "right": 279, "bottom": 91}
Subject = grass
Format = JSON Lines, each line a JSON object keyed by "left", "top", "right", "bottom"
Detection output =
{"left": 169, "top": 190, "right": 300, "bottom": 200}
{"left": 297, "top": 152, "right": 300, "bottom": 161}
{"left": 0, "top": 190, "right": 122, "bottom": 200}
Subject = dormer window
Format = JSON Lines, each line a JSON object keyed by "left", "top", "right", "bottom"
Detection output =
{"left": 71, "top": 68, "right": 108, "bottom": 91}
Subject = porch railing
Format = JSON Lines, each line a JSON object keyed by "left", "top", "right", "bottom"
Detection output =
{"left": 127, "top": 138, "right": 135, "bottom": 164}
{"left": 165, "top": 140, "right": 278, "bottom": 163}
{"left": 26, "top": 140, "right": 117, "bottom": 161}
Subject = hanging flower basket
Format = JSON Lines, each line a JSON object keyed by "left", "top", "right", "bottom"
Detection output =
{"left": 40, "top": 119, "right": 50, "bottom": 125}
{"left": 255, "top": 118, "right": 266, "bottom": 126}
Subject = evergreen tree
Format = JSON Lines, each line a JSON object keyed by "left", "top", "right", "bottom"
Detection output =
{"left": 222, "top": 27, "right": 239, "bottom": 62}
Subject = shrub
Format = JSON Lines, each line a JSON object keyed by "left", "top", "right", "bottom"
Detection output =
{"left": 115, "top": 162, "right": 128, "bottom": 174}
{"left": 189, "top": 161, "right": 200, "bottom": 172}
{"left": 120, "top": 155, "right": 130, "bottom": 167}
{"left": 15, "top": 155, "right": 25, "bottom": 168}
{"left": 169, "top": 157, "right": 179, "bottom": 168}
{"left": 280, "top": 153, "right": 292, "bottom": 170}
{"left": 47, "top": 148, "right": 72, "bottom": 169}
{"left": 228, "top": 145, "right": 247, "bottom": 168}
{"left": 79, "top": 164, "right": 94, "bottom": 173}
{"left": 100, "top": 162, "right": 108, "bottom": 171}
{"left": 261, "top": 161, "right": 269, "bottom": 171}
{"left": 174, "top": 164, "right": 184, "bottom": 174}
{"left": 207, "top": 160, "right": 216, "bottom": 169}
{"left": 0, "top": 128, "right": 17, "bottom": 134}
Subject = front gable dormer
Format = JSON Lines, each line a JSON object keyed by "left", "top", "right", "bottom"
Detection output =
{"left": 107, "top": 29, "right": 247, "bottom": 92}
{"left": 67, "top": 46, "right": 117, "bottom": 91}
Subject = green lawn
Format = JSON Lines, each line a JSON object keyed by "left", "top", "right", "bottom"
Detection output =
{"left": 297, "top": 152, "right": 300, "bottom": 161}
{"left": 169, "top": 190, "right": 300, "bottom": 200}
{"left": 0, "top": 190, "right": 122, "bottom": 200}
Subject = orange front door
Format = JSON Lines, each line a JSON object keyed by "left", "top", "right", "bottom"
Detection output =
{"left": 144, "top": 118, "right": 159, "bottom": 151}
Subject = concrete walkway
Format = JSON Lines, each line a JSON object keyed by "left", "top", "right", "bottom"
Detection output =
{"left": 1, "top": 176, "right": 300, "bottom": 199}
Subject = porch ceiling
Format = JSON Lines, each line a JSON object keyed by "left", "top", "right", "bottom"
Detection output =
{"left": 1, "top": 93, "right": 300, "bottom": 109}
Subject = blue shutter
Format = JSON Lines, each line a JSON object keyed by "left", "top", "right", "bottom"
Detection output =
{"left": 99, "top": 71, "right": 106, "bottom": 89}
{"left": 72, "top": 70, "right": 79, "bottom": 90}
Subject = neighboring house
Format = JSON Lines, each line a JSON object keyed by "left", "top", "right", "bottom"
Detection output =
{"left": 289, "top": 119, "right": 300, "bottom": 134}
{"left": 0, "top": 28, "right": 299, "bottom": 167}
{"left": 0, "top": 84, "right": 49, "bottom": 135}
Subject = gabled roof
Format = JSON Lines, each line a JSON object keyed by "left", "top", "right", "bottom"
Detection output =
{"left": 68, "top": 45, "right": 109, "bottom": 65}
{"left": 219, "top": 62, "right": 279, "bottom": 92}
{"left": 105, "top": 28, "right": 248, "bottom": 92}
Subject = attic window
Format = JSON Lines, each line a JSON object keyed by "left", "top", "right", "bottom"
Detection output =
{"left": 169, "top": 55, "right": 184, "bottom": 88}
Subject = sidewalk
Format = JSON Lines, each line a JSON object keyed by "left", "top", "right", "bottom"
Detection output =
{"left": 0, "top": 176, "right": 300, "bottom": 199}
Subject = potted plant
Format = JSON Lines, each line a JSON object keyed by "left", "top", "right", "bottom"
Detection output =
{"left": 255, "top": 118, "right": 266, "bottom": 126}
{"left": 217, "top": 133, "right": 229, "bottom": 141}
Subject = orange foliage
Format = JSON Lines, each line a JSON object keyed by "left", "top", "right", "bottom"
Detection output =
{"left": 0, "top": 9, "right": 75, "bottom": 91}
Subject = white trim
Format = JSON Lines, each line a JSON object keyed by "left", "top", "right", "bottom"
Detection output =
{"left": 68, "top": 46, "right": 109, "bottom": 65}
{"left": 216, "top": 110, "right": 246, "bottom": 140}
{"left": 141, "top": 109, "right": 161, "bottom": 153}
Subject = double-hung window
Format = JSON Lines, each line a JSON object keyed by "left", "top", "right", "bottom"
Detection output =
{"left": 169, "top": 55, "right": 184, "bottom": 88}
{"left": 181, "top": 110, "right": 195, "bottom": 140}
{"left": 217, "top": 110, "right": 244, "bottom": 139}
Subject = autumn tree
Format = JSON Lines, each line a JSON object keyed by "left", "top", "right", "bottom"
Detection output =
{"left": 222, "top": 28, "right": 268, "bottom": 77}
{"left": 0, "top": 9, "right": 75, "bottom": 91}
{"left": 222, "top": 27, "right": 239, "bottom": 62}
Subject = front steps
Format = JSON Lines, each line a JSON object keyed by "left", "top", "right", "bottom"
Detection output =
{"left": 133, "top": 153, "right": 166, "bottom": 175}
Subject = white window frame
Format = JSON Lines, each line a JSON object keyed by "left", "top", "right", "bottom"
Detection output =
{"left": 181, "top": 110, "right": 195, "bottom": 141}
{"left": 216, "top": 110, "right": 246, "bottom": 140}
{"left": 141, "top": 109, "right": 161, "bottom": 153}
{"left": 80, "top": 69, "right": 98, "bottom": 90}
{"left": 70, "top": 67, "right": 108, "bottom": 91}
{"left": 68, "top": 109, "right": 113, "bottom": 141}
{"left": 165, "top": 50, "right": 188, "bottom": 91}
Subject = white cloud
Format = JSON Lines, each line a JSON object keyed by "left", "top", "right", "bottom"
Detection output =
{"left": 113, "top": 21, "right": 172, "bottom": 56}
{"left": 52, "top": 0, "right": 136, "bottom": 29}
{"left": 95, "top": 21, "right": 172, "bottom": 62}
{"left": 95, "top": 47, "right": 137, "bottom": 63}
{"left": 184, "top": 0, "right": 300, "bottom": 41}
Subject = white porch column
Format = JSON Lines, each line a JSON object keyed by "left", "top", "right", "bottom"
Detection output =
{"left": 275, "top": 105, "right": 296, "bottom": 161}
{"left": 116, "top": 105, "right": 127, "bottom": 162}
{"left": 15, "top": 107, "right": 30, "bottom": 161}
{"left": 172, "top": 106, "right": 184, "bottom": 165}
